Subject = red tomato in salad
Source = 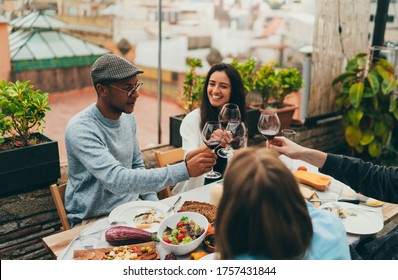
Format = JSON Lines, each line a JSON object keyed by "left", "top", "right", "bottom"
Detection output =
{"left": 177, "top": 233, "right": 185, "bottom": 242}
{"left": 176, "top": 221, "right": 185, "bottom": 228}
{"left": 180, "top": 226, "right": 188, "bottom": 233}
{"left": 163, "top": 237, "right": 171, "bottom": 243}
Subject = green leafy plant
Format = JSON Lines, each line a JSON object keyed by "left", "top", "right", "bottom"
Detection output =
{"left": 332, "top": 53, "right": 398, "bottom": 158}
{"left": 181, "top": 58, "right": 205, "bottom": 112}
{"left": 254, "top": 61, "right": 302, "bottom": 109}
{"left": 0, "top": 80, "right": 51, "bottom": 148}
{"left": 231, "top": 58, "right": 257, "bottom": 95}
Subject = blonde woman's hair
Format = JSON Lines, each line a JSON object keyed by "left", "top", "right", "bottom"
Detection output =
{"left": 215, "top": 148, "right": 313, "bottom": 259}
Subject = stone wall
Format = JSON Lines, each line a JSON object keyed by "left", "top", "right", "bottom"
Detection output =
{"left": 0, "top": 120, "right": 344, "bottom": 259}
{"left": 11, "top": 66, "right": 93, "bottom": 94}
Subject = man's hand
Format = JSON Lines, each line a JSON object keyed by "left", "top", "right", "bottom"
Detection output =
{"left": 185, "top": 146, "right": 208, "bottom": 161}
{"left": 185, "top": 147, "right": 217, "bottom": 177}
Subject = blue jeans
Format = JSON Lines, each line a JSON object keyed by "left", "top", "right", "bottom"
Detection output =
{"left": 350, "top": 224, "right": 398, "bottom": 260}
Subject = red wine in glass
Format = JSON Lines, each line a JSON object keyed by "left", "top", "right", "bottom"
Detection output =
{"left": 229, "top": 137, "right": 245, "bottom": 149}
{"left": 205, "top": 141, "right": 222, "bottom": 151}
{"left": 259, "top": 129, "right": 278, "bottom": 140}
{"left": 257, "top": 111, "right": 281, "bottom": 141}
{"left": 225, "top": 122, "right": 247, "bottom": 152}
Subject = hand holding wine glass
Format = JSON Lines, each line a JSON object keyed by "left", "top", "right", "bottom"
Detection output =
{"left": 218, "top": 103, "right": 241, "bottom": 158}
{"left": 257, "top": 110, "right": 281, "bottom": 142}
{"left": 201, "top": 121, "right": 223, "bottom": 179}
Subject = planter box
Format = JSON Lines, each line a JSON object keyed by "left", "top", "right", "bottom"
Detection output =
{"left": 0, "top": 133, "right": 61, "bottom": 197}
{"left": 246, "top": 107, "right": 261, "bottom": 138}
{"left": 169, "top": 114, "right": 185, "bottom": 148}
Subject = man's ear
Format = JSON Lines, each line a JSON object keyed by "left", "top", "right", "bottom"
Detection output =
{"left": 96, "top": 84, "right": 108, "bottom": 96}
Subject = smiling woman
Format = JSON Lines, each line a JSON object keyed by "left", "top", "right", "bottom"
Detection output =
{"left": 173, "top": 62, "right": 247, "bottom": 194}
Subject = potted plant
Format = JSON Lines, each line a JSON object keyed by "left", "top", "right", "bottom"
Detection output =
{"left": 332, "top": 53, "right": 398, "bottom": 159}
{"left": 0, "top": 80, "right": 60, "bottom": 196}
{"left": 231, "top": 58, "right": 256, "bottom": 95}
{"left": 230, "top": 58, "right": 261, "bottom": 137}
{"left": 253, "top": 61, "right": 303, "bottom": 129}
{"left": 170, "top": 58, "right": 205, "bottom": 147}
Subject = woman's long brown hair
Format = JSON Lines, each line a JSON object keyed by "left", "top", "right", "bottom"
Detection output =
{"left": 215, "top": 148, "right": 313, "bottom": 259}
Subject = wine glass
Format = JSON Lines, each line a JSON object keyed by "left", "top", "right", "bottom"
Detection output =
{"left": 225, "top": 121, "right": 247, "bottom": 155}
{"left": 217, "top": 103, "right": 241, "bottom": 158}
{"left": 281, "top": 129, "right": 296, "bottom": 170}
{"left": 201, "top": 121, "right": 223, "bottom": 179}
{"left": 257, "top": 110, "right": 281, "bottom": 141}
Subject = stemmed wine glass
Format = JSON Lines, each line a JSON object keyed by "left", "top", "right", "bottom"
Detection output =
{"left": 201, "top": 121, "right": 223, "bottom": 179}
{"left": 281, "top": 129, "right": 296, "bottom": 170}
{"left": 217, "top": 103, "right": 241, "bottom": 158}
{"left": 257, "top": 110, "right": 281, "bottom": 141}
{"left": 225, "top": 121, "right": 247, "bottom": 155}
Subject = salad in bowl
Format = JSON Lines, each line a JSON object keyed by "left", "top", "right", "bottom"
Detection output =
{"left": 158, "top": 212, "right": 207, "bottom": 255}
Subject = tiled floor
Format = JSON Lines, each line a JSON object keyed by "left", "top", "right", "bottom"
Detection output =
{"left": 44, "top": 87, "right": 185, "bottom": 164}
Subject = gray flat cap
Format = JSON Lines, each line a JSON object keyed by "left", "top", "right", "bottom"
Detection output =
{"left": 91, "top": 54, "right": 143, "bottom": 85}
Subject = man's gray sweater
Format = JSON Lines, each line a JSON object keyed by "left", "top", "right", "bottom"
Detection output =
{"left": 64, "top": 104, "right": 189, "bottom": 224}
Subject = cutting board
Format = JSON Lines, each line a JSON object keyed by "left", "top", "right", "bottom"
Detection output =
{"left": 73, "top": 241, "right": 159, "bottom": 260}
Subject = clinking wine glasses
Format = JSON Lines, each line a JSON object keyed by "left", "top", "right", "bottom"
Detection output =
{"left": 201, "top": 121, "right": 223, "bottom": 179}
{"left": 257, "top": 110, "right": 281, "bottom": 141}
{"left": 224, "top": 121, "right": 247, "bottom": 154}
{"left": 217, "top": 103, "right": 241, "bottom": 158}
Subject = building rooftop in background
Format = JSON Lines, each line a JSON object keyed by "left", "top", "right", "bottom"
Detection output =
{"left": 9, "top": 11, "right": 109, "bottom": 72}
{"left": 10, "top": 10, "right": 66, "bottom": 29}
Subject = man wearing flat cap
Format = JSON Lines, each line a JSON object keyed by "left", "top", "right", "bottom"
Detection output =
{"left": 64, "top": 54, "right": 216, "bottom": 226}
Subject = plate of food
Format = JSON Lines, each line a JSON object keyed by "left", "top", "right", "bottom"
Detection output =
{"left": 319, "top": 202, "right": 384, "bottom": 235}
{"left": 109, "top": 201, "right": 170, "bottom": 233}
{"left": 73, "top": 241, "right": 159, "bottom": 260}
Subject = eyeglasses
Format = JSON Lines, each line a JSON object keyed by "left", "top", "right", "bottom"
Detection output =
{"left": 109, "top": 81, "right": 143, "bottom": 97}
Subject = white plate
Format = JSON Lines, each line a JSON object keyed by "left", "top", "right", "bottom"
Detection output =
{"left": 319, "top": 202, "right": 384, "bottom": 235}
{"left": 200, "top": 252, "right": 219, "bottom": 260}
{"left": 109, "top": 201, "right": 171, "bottom": 233}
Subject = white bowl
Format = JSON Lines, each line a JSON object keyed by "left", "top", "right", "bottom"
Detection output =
{"left": 158, "top": 211, "right": 208, "bottom": 255}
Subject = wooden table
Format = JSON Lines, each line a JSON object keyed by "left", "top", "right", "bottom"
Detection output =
{"left": 42, "top": 223, "right": 91, "bottom": 259}
{"left": 381, "top": 202, "right": 398, "bottom": 224}
{"left": 42, "top": 183, "right": 213, "bottom": 259}
{"left": 42, "top": 193, "right": 398, "bottom": 259}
